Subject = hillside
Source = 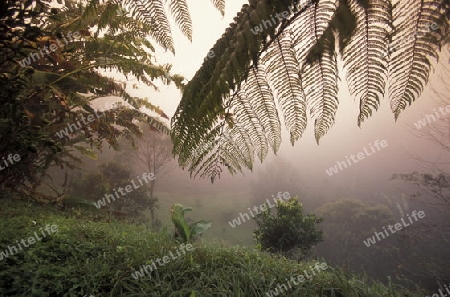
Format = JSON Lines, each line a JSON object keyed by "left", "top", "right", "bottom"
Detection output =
{"left": 0, "top": 195, "right": 429, "bottom": 297}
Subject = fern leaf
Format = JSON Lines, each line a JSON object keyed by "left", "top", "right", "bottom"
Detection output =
{"left": 388, "top": 0, "right": 446, "bottom": 119}
{"left": 167, "top": 0, "right": 192, "bottom": 41}
{"left": 243, "top": 66, "right": 281, "bottom": 153}
{"left": 210, "top": 0, "right": 225, "bottom": 16}
{"left": 290, "top": 3, "right": 320, "bottom": 70}
{"left": 343, "top": 0, "right": 391, "bottom": 125}
{"left": 223, "top": 122, "right": 254, "bottom": 169}
{"left": 262, "top": 32, "right": 307, "bottom": 145}
{"left": 290, "top": 0, "right": 339, "bottom": 143}
{"left": 231, "top": 91, "right": 268, "bottom": 162}
{"left": 302, "top": 29, "right": 339, "bottom": 144}
{"left": 125, "top": 0, "right": 175, "bottom": 53}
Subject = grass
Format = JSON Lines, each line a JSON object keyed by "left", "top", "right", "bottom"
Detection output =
{"left": 0, "top": 196, "right": 430, "bottom": 297}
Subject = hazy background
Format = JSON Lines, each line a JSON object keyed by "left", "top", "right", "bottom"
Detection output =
{"left": 110, "top": 0, "right": 450, "bottom": 208}
{"left": 95, "top": 0, "right": 450, "bottom": 226}
{"left": 76, "top": 0, "right": 450, "bottom": 290}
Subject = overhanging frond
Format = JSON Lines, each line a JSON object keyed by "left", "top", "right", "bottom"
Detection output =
{"left": 262, "top": 32, "right": 307, "bottom": 145}
{"left": 210, "top": 0, "right": 225, "bottom": 16}
{"left": 342, "top": 0, "right": 391, "bottom": 125}
{"left": 243, "top": 66, "right": 281, "bottom": 153}
{"left": 388, "top": 0, "right": 447, "bottom": 119}
{"left": 231, "top": 91, "right": 268, "bottom": 162}
{"left": 171, "top": 0, "right": 449, "bottom": 182}
{"left": 302, "top": 29, "right": 339, "bottom": 143}
{"left": 125, "top": 0, "right": 175, "bottom": 53}
{"left": 167, "top": 0, "right": 192, "bottom": 41}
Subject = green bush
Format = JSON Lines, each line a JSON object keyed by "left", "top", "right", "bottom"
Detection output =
{"left": 253, "top": 196, "right": 324, "bottom": 259}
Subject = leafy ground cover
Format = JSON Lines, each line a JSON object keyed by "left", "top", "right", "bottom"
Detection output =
{"left": 0, "top": 195, "right": 428, "bottom": 296}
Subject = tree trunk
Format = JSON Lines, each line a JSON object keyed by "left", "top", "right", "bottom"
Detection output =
{"left": 149, "top": 178, "right": 157, "bottom": 230}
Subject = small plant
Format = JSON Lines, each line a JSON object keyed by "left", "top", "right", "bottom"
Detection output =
{"left": 253, "top": 196, "right": 323, "bottom": 259}
{"left": 171, "top": 204, "right": 211, "bottom": 243}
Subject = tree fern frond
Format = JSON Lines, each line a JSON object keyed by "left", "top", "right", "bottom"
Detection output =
{"left": 290, "top": 3, "right": 321, "bottom": 69}
{"left": 262, "top": 32, "right": 307, "bottom": 145}
{"left": 167, "top": 0, "right": 192, "bottom": 41}
{"left": 171, "top": 0, "right": 449, "bottom": 182}
{"left": 223, "top": 122, "right": 254, "bottom": 169}
{"left": 125, "top": 0, "right": 175, "bottom": 53}
{"left": 177, "top": 121, "right": 222, "bottom": 172}
{"left": 188, "top": 124, "right": 226, "bottom": 181}
{"left": 231, "top": 91, "right": 268, "bottom": 162}
{"left": 343, "top": 0, "right": 391, "bottom": 125}
{"left": 98, "top": 1, "right": 120, "bottom": 31}
{"left": 243, "top": 66, "right": 281, "bottom": 153}
{"left": 189, "top": 123, "right": 253, "bottom": 181}
{"left": 302, "top": 29, "right": 339, "bottom": 143}
{"left": 210, "top": 0, "right": 225, "bottom": 16}
{"left": 141, "top": 113, "right": 170, "bottom": 135}
{"left": 52, "top": 0, "right": 98, "bottom": 34}
{"left": 388, "top": 0, "right": 446, "bottom": 119}
{"left": 104, "top": 3, "right": 156, "bottom": 39}
{"left": 219, "top": 134, "right": 245, "bottom": 173}
{"left": 290, "top": 0, "right": 339, "bottom": 143}
{"left": 314, "top": 0, "right": 340, "bottom": 36}
{"left": 198, "top": 152, "right": 224, "bottom": 183}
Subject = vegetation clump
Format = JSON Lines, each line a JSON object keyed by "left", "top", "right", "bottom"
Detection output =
{"left": 253, "top": 196, "right": 323, "bottom": 260}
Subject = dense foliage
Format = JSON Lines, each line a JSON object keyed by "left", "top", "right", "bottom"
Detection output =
{"left": 0, "top": 0, "right": 225, "bottom": 202}
{"left": 0, "top": 0, "right": 165, "bottom": 202}
{"left": 253, "top": 196, "right": 324, "bottom": 258}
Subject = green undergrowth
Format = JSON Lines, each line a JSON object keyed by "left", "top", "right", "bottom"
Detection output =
{"left": 0, "top": 197, "right": 428, "bottom": 296}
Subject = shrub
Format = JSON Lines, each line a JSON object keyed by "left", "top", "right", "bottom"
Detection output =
{"left": 253, "top": 196, "right": 323, "bottom": 259}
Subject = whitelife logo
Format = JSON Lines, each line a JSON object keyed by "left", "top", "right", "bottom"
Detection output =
{"left": 0, "top": 224, "right": 58, "bottom": 261}
{"left": 55, "top": 102, "right": 113, "bottom": 139}
{"left": 325, "top": 140, "right": 388, "bottom": 176}
{"left": 131, "top": 243, "right": 194, "bottom": 280}
{"left": 265, "top": 262, "right": 328, "bottom": 296}
{"left": 228, "top": 192, "right": 291, "bottom": 228}
{"left": 18, "top": 31, "right": 81, "bottom": 67}
{"left": 426, "top": 281, "right": 450, "bottom": 297}
{"left": 0, "top": 153, "right": 21, "bottom": 171}
{"left": 363, "top": 210, "right": 425, "bottom": 247}
{"left": 413, "top": 105, "right": 450, "bottom": 130}
{"left": 250, "top": 0, "right": 314, "bottom": 35}
{"left": 93, "top": 173, "right": 155, "bottom": 209}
